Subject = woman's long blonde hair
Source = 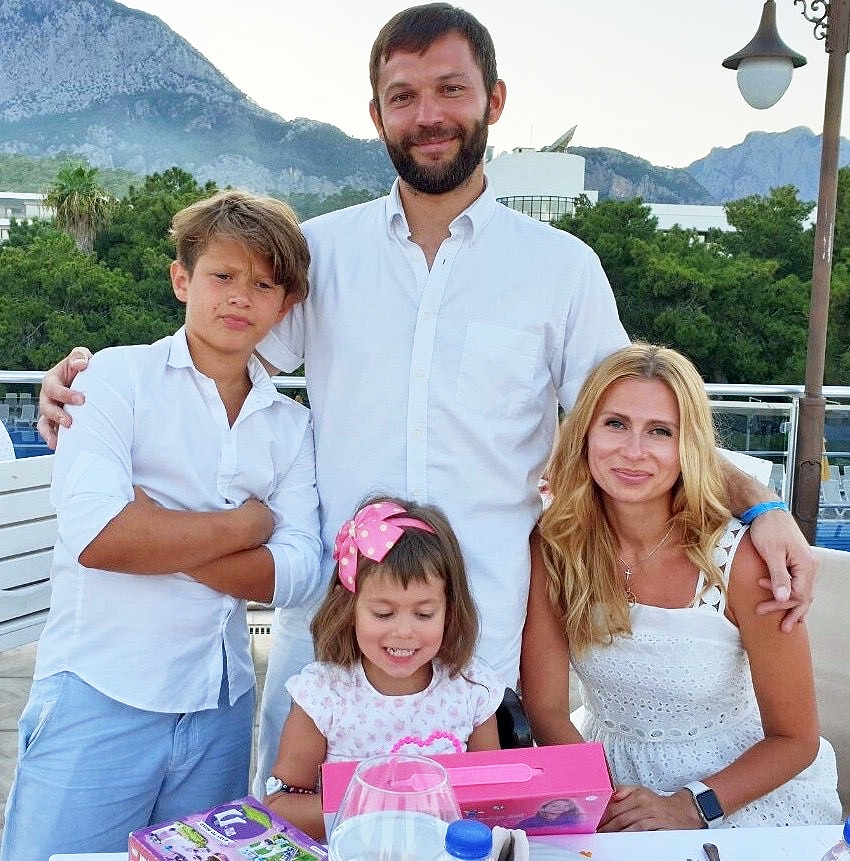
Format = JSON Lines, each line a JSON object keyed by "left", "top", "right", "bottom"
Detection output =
{"left": 539, "top": 343, "right": 730, "bottom": 655}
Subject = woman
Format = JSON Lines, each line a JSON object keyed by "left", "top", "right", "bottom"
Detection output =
{"left": 520, "top": 343, "right": 840, "bottom": 830}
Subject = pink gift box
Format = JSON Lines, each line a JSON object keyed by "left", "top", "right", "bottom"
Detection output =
{"left": 128, "top": 795, "right": 328, "bottom": 861}
{"left": 321, "top": 743, "right": 613, "bottom": 837}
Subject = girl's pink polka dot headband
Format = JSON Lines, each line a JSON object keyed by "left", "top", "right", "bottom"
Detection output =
{"left": 332, "top": 501, "right": 436, "bottom": 592}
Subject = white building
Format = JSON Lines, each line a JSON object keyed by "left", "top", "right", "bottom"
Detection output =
{"left": 485, "top": 148, "right": 597, "bottom": 223}
{"left": 0, "top": 192, "right": 50, "bottom": 242}
{"left": 484, "top": 148, "right": 732, "bottom": 234}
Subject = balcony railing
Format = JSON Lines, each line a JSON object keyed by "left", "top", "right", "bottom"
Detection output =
{"left": 3, "top": 372, "right": 850, "bottom": 549}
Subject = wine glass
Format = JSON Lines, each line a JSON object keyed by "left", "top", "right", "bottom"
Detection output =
{"left": 328, "top": 753, "right": 461, "bottom": 861}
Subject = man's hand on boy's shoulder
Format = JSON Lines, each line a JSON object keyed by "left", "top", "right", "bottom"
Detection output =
{"left": 37, "top": 346, "right": 92, "bottom": 448}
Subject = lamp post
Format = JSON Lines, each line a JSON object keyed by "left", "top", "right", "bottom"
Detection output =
{"left": 723, "top": 0, "right": 850, "bottom": 544}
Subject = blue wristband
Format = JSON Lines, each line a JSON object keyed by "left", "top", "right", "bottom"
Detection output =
{"left": 740, "top": 500, "right": 788, "bottom": 525}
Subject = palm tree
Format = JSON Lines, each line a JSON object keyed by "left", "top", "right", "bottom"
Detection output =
{"left": 45, "top": 165, "right": 115, "bottom": 253}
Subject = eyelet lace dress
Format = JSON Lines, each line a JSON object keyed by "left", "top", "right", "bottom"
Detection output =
{"left": 571, "top": 519, "right": 841, "bottom": 826}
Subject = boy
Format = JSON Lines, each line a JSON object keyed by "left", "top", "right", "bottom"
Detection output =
{"left": 0, "top": 190, "right": 322, "bottom": 861}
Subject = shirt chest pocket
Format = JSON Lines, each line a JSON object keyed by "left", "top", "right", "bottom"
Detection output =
{"left": 455, "top": 322, "right": 540, "bottom": 418}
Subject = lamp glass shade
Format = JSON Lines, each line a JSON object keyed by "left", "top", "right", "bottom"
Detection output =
{"left": 736, "top": 56, "right": 793, "bottom": 109}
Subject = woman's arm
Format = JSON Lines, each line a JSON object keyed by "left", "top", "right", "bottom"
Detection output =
{"left": 600, "top": 532, "right": 821, "bottom": 832}
{"left": 519, "top": 530, "right": 585, "bottom": 746}
{"left": 264, "top": 703, "right": 328, "bottom": 842}
{"left": 707, "top": 533, "right": 820, "bottom": 811}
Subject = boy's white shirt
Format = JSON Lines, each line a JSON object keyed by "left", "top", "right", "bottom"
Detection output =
{"left": 35, "top": 327, "right": 321, "bottom": 713}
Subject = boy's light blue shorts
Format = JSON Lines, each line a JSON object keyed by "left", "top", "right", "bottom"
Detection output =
{"left": 0, "top": 670, "right": 253, "bottom": 861}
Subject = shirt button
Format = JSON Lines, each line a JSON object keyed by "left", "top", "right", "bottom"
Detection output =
{"left": 415, "top": 369, "right": 426, "bottom": 378}
{"left": 412, "top": 428, "right": 423, "bottom": 438}
{"left": 422, "top": 311, "right": 434, "bottom": 320}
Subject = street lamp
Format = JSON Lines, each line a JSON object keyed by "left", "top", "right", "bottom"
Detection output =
{"left": 723, "top": 0, "right": 850, "bottom": 543}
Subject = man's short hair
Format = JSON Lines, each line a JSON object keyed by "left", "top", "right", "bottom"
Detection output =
{"left": 369, "top": 3, "right": 498, "bottom": 106}
{"left": 171, "top": 189, "right": 310, "bottom": 302}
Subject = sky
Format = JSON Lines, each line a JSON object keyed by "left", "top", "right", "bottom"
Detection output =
{"left": 119, "top": 0, "right": 847, "bottom": 169}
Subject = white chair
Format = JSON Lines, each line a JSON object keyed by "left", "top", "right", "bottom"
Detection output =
{"left": 810, "top": 548, "right": 850, "bottom": 814}
{"left": 0, "top": 454, "right": 56, "bottom": 651}
{"left": 769, "top": 462, "right": 786, "bottom": 497}
{"left": 821, "top": 475, "right": 847, "bottom": 515}
{"left": 15, "top": 402, "right": 36, "bottom": 427}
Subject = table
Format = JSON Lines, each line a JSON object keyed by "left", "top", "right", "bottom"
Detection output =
{"left": 533, "top": 823, "right": 843, "bottom": 860}
{"left": 49, "top": 823, "right": 844, "bottom": 860}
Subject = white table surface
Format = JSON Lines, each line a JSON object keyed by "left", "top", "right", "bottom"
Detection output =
{"left": 48, "top": 823, "right": 844, "bottom": 860}
{"left": 533, "top": 823, "right": 843, "bottom": 860}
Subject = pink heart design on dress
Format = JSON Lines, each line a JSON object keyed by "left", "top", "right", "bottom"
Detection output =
{"left": 390, "top": 730, "right": 464, "bottom": 755}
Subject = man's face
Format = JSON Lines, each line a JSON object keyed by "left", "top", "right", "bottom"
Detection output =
{"left": 369, "top": 31, "right": 505, "bottom": 195}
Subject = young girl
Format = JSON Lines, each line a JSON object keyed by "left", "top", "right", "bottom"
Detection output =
{"left": 264, "top": 496, "right": 504, "bottom": 840}
{"left": 521, "top": 343, "right": 840, "bottom": 830}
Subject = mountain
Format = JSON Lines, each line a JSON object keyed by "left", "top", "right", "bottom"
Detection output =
{"left": 0, "top": 0, "right": 395, "bottom": 195}
{"left": 568, "top": 146, "right": 715, "bottom": 204}
{"left": 568, "top": 128, "right": 850, "bottom": 205}
{"left": 1, "top": 0, "right": 847, "bottom": 205}
{"left": 685, "top": 127, "right": 850, "bottom": 204}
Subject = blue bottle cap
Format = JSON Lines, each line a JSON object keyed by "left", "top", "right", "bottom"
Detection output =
{"left": 445, "top": 819, "right": 493, "bottom": 859}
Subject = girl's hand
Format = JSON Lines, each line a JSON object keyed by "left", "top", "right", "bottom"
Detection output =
{"left": 597, "top": 785, "right": 704, "bottom": 832}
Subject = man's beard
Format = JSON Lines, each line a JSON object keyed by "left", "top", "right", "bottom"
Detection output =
{"left": 384, "top": 109, "right": 490, "bottom": 195}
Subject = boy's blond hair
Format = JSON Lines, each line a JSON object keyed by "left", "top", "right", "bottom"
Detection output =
{"left": 171, "top": 189, "right": 310, "bottom": 302}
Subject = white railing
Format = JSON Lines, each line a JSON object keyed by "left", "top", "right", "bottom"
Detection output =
{"left": 3, "top": 371, "right": 850, "bottom": 545}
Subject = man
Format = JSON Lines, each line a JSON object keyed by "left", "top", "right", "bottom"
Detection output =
{"left": 38, "top": 4, "right": 815, "bottom": 800}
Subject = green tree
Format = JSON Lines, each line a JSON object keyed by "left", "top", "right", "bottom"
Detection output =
{"left": 94, "top": 167, "right": 216, "bottom": 329}
{"left": 832, "top": 166, "right": 850, "bottom": 255}
{"left": 718, "top": 185, "right": 814, "bottom": 280}
{"left": 553, "top": 198, "right": 658, "bottom": 310}
{"left": 44, "top": 165, "right": 116, "bottom": 253}
{"left": 553, "top": 200, "right": 809, "bottom": 383}
{"left": 283, "top": 186, "right": 383, "bottom": 221}
{"left": 0, "top": 229, "right": 168, "bottom": 368}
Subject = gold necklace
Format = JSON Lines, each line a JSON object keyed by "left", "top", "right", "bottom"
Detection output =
{"left": 618, "top": 523, "right": 675, "bottom": 603}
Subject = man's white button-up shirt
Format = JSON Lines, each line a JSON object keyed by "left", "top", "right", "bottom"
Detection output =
{"left": 259, "top": 180, "right": 629, "bottom": 684}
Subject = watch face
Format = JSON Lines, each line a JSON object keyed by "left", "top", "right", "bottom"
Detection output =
{"left": 697, "top": 788, "right": 724, "bottom": 821}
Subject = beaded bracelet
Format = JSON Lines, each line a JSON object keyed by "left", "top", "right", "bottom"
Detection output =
{"left": 265, "top": 776, "right": 316, "bottom": 796}
{"left": 740, "top": 500, "right": 789, "bottom": 525}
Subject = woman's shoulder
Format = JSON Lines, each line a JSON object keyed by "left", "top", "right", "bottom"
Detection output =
{"left": 724, "top": 520, "right": 773, "bottom": 620}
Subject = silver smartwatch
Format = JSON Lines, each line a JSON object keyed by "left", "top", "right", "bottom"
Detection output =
{"left": 685, "top": 781, "right": 724, "bottom": 828}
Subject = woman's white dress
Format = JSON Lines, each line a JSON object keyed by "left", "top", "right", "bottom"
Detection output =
{"left": 572, "top": 519, "right": 841, "bottom": 826}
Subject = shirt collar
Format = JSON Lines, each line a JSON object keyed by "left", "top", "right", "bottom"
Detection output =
{"left": 385, "top": 175, "right": 498, "bottom": 242}
{"left": 166, "top": 325, "right": 283, "bottom": 405}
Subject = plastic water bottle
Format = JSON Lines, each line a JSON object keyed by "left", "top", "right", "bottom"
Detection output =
{"left": 442, "top": 819, "right": 494, "bottom": 861}
{"left": 821, "top": 817, "right": 850, "bottom": 860}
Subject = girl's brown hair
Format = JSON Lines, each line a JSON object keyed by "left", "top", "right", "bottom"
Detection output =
{"left": 311, "top": 495, "right": 479, "bottom": 677}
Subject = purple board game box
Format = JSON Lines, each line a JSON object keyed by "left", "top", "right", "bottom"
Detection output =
{"left": 128, "top": 796, "right": 328, "bottom": 861}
